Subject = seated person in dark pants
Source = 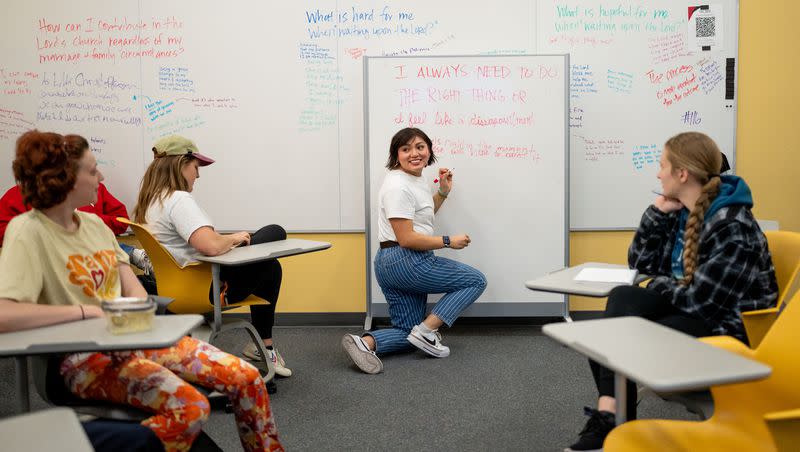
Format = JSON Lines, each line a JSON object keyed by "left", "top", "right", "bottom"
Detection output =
{"left": 82, "top": 420, "right": 164, "bottom": 452}
{"left": 132, "top": 135, "right": 291, "bottom": 378}
{"left": 566, "top": 131, "right": 778, "bottom": 451}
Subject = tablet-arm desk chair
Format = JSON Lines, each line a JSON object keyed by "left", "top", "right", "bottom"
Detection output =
{"left": 30, "top": 298, "right": 228, "bottom": 414}
{"left": 117, "top": 218, "right": 276, "bottom": 382}
{"left": 29, "top": 361, "right": 224, "bottom": 452}
{"left": 695, "top": 231, "right": 799, "bottom": 352}
{"left": 737, "top": 230, "right": 800, "bottom": 348}
{"left": 654, "top": 231, "right": 800, "bottom": 419}
{"left": 28, "top": 301, "right": 225, "bottom": 451}
{"left": 605, "top": 291, "right": 800, "bottom": 452}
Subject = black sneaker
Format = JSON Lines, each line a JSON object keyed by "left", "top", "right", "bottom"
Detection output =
{"left": 565, "top": 407, "right": 616, "bottom": 451}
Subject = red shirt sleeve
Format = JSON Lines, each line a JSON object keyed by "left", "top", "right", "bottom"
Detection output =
{"left": 0, "top": 186, "right": 31, "bottom": 245}
{"left": 81, "top": 183, "right": 130, "bottom": 235}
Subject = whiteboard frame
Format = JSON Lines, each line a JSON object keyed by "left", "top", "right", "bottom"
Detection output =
{"left": 363, "top": 54, "right": 570, "bottom": 329}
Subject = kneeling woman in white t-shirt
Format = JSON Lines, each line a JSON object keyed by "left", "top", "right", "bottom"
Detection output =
{"left": 132, "top": 135, "right": 291, "bottom": 378}
{"left": 342, "top": 128, "right": 487, "bottom": 374}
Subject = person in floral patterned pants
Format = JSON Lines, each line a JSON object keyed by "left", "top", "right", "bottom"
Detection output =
{"left": 0, "top": 130, "right": 283, "bottom": 452}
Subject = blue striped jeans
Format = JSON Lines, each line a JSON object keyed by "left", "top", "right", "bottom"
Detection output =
{"left": 370, "top": 246, "right": 487, "bottom": 354}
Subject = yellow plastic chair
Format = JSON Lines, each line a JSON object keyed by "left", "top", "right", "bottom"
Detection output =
{"left": 700, "top": 231, "right": 800, "bottom": 354}
{"left": 118, "top": 218, "right": 276, "bottom": 381}
{"left": 658, "top": 231, "right": 800, "bottom": 418}
{"left": 740, "top": 230, "right": 800, "bottom": 348}
{"left": 605, "top": 291, "right": 800, "bottom": 452}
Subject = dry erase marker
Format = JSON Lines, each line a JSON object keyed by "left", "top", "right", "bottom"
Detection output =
{"left": 434, "top": 168, "right": 454, "bottom": 184}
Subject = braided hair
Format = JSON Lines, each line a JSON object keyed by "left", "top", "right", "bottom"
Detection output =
{"left": 664, "top": 132, "right": 723, "bottom": 286}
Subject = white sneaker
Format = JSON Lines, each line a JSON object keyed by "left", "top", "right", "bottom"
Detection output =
{"left": 407, "top": 325, "right": 450, "bottom": 358}
{"left": 130, "top": 248, "right": 154, "bottom": 275}
{"left": 242, "top": 343, "right": 293, "bottom": 377}
{"left": 341, "top": 334, "right": 383, "bottom": 374}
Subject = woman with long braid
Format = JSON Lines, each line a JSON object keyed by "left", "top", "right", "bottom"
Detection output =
{"left": 565, "top": 132, "right": 778, "bottom": 452}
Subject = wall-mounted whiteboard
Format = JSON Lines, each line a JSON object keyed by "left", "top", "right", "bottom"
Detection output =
{"left": 0, "top": 0, "right": 737, "bottom": 231}
{"left": 365, "top": 55, "right": 568, "bottom": 318}
{"left": 537, "top": 1, "right": 738, "bottom": 228}
{"left": 0, "top": 0, "right": 535, "bottom": 231}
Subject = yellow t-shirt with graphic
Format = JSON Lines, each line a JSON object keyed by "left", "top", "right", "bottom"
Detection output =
{"left": 0, "top": 209, "right": 130, "bottom": 306}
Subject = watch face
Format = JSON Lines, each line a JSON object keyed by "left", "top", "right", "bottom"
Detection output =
{"left": 443, "top": 236, "right": 450, "bottom": 247}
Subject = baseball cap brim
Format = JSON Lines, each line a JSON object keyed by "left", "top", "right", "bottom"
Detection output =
{"left": 193, "top": 152, "right": 215, "bottom": 166}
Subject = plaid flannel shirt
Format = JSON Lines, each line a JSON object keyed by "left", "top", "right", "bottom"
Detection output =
{"left": 629, "top": 205, "right": 778, "bottom": 342}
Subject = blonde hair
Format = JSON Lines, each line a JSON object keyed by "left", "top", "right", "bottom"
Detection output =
{"left": 664, "top": 132, "right": 723, "bottom": 285}
{"left": 133, "top": 153, "right": 196, "bottom": 223}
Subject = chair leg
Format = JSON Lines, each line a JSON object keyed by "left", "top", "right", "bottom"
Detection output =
{"left": 240, "top": 324, "right": 277, "bottom": 384}
{"left": 213, "top": 319, "right": 276, "bottom": 384}
{"left": 191, "top": 324, "right": 213, "bottom": 344}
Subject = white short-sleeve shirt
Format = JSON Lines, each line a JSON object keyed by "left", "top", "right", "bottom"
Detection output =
{"left": 145, "top": 191, "right": 213, "bottom": 267}
{"left": 377, "top": 170, "right": 434, "bottom": 242}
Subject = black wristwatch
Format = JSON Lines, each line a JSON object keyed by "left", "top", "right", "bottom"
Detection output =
{"left": 442, "top": 235, "right": 451, "bottom": 248}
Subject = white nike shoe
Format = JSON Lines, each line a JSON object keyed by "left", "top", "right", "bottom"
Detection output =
{"left": 242, "top": 343, "right": 293, "bottom": 377}
{"left": 407, "top": 325, "right": 450, "bottom": 358}
{"left": 341, "top": 334, "right": 383, "bottom": 374}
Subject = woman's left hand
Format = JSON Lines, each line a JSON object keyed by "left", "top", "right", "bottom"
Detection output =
{"left": 438, "top": 168, "right": 453, "bottom": 195}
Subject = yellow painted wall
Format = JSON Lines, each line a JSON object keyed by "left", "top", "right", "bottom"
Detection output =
{"left": 279, "top": 233, "right": 365, "bottom": 313}
{"left": 279, "top": 1, "right": 799, "bottom": 314}
{"left": 736, "top": 0, "right": 800, "bottom": 232}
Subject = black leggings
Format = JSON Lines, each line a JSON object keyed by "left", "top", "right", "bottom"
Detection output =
{"left": 209, "top": 224, "right": 285, "bottom": 339}
{"left": 590, "top": 285, "right": 712, "bottom": 419}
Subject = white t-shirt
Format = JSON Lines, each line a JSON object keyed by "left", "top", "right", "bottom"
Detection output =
{"left": 377, "top": 170, "right": 435, "bottom": 242}
{"left": 145, "top": 191, "right": 213, "bottom": 267}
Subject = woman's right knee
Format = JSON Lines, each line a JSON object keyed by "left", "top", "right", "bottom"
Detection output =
{"left": 238, "top": 360, "right": 266, "bottom": 388}
{"left": 604, "top": 286, "right": 642, "bottom": 318}
{"left": 254, "top": 224, "right": 287, "bottom": 242}
{"left": 461, "top": 267, "right": 487, "bottom": 293}
{"left": 473, "top": 270, "right": 488, "bottom": 291}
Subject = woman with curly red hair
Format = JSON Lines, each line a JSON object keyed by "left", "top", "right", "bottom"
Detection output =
{"left": 0, "top": 134, "right": 155, "bottom": 284}
{"left": 0, "top": 130, "right": 283, "bottom": 452}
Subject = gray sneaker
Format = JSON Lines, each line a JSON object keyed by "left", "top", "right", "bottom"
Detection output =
{"left": 130, "top": 248, "right": 154, "bottom": 275}
{"left": 341, "top": 334, "right": 383, "bottom": 374}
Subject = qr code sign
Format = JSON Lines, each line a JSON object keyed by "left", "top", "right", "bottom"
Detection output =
{"left": 696, "top": 16, "right": 716, "bottom": 38}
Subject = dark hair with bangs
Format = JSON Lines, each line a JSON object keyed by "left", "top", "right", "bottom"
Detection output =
{"left": 385, "top": 128, "right": 436, "bottom": 170}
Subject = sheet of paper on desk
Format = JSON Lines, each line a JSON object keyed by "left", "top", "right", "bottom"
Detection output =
{"left": 574, "top": 268, "right": 638, "bottom": 284}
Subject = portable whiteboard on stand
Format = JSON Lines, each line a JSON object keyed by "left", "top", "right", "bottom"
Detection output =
{"left": 364, "top": 54, "right": 569, "bottom": 330}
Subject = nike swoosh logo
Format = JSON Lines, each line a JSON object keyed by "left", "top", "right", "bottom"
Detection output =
{"left": 422, "top": 335, "right": 437, "bottom": 346}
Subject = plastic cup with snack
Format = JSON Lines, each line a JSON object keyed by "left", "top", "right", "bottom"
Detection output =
{"left": 101, "top": 297, "right": 157, "bottom": 335}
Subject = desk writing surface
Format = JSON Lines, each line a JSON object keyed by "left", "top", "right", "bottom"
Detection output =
{"left": 0, "top": 408, "right": 93, "bottom": 452}
{"left": 0, "top": 315, "right": 203, "bottom": 356}
{"left": 197, "top": 239, "right": 331, "bottom": 266}
{"left": 525, "top": 262, "right": 645, "bottom": 297}
{"left": 543, "top": 317, "right": 771, "bottom": 392}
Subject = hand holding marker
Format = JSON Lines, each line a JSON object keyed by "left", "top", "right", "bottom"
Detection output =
{"left": 433, "top": 167, "right": 454, "bottom": 184}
